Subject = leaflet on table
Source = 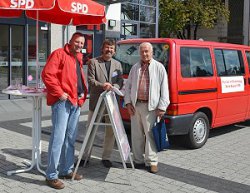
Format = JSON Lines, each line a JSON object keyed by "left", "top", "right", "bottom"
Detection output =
{"left": 5, "top": 85, "right": 29, "bottom": 90}
{"left": 4, "top": 85, "right": 45, "bottom": 93}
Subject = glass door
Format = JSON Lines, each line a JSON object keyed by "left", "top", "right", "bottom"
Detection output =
{"left": 10, "top": 25, "right": 24, "bottom": 99}
{"left": 0, "top": 25, "right": 9, "bottom": 99}
{"left": 28, "top": 25, "right": 48, "bottom": 87}
{"left": 0, "top": 25, "right": 24, "bottom": 99}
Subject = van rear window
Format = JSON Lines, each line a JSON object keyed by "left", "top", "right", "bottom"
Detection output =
{"left": 114, "top": 43, "right": 169, "bottom": 75}
{"left": 180, "top": 47, "right": 213, "bottom": 77}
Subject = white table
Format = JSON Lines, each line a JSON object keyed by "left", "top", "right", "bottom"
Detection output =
{"left": 2, "top": 88, "right": 47, "bottom": 176}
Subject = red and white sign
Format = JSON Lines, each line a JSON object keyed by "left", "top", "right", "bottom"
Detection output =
{"left": 71, "top": 2, "right": 88, "bottom": 14}
{"left": 221, "top": 76, "right": 244, "bottom": 93}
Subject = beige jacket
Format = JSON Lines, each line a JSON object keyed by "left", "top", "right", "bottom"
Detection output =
{"left": 88, "top": 56, "right": 123, "bottom": 111}
{"left": 124, "top": 59, "right": 170, "bottom": 111}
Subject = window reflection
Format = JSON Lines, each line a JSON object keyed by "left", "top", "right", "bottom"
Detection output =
{"left": 0, "top": 25, "right": 9, "bottom": 99}
{"left": 114, "top": 43, "right": 169, "bottom": 74}
{"left": 180, "top": 47, "right": 213, "bottom": 77}
{"left": 122, "top": 23, "right": 138, "bottom": 36}
{"left": 11, "top": 25, "right": 24, "bottom": 84}
{"left": 140, "top": 0, "right": 156, "bottom": 6}
{"left": 140, "top": 6, "right": 156, "bottom": 23}
{"left": 246, "top": 51, "right": 250, "bottom": 72}
{"left": 121, "top": 0, "right": 157, "bottom": 38}
{"left": 121, "top": 4, "right": 139, "bottom": 21}
{"left": 215, "top": 49, "right": 244, "bottom": 76}
{"left": 140, "top": 23, "right": 155, "bottom": 38}
{"left": 128, "top": 0, "right": 139, "bottom": 3}
{"left": 28, "top": 25, "right": 48, "bottom": 87}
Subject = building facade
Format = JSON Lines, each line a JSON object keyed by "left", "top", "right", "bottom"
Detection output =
{"left": 197, "top": 0, "right": 250, "bottom": 45}
{"left": 0, "top": 0, "right": 159, "bottom": 100}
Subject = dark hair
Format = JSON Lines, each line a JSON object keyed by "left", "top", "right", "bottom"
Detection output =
{"left": 71, "top": 32, "right": 84, "bottom": 40}
{"left": 101, "top": 39, "right": 116, "bottom": 50}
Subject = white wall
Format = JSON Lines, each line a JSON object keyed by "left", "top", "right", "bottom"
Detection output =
{"left": 105, "top": 3, "right": 121, "bottom": 37}
{"left": 50, "top": 24, "right": 76, "bottom": 52}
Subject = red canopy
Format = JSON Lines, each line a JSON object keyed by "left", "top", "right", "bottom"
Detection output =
{"left": 0, "top": 0, "right": 106, "bottom": 25}
{"left": 0, "top": 0, "right": 106, "bottom": 88}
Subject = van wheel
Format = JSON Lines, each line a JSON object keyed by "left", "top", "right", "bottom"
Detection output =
{"left": 186, "top": 112, "right": 210, "bottom": 149}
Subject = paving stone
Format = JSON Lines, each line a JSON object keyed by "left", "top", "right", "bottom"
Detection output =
{"left": 1, "top": 99, "right": 250, "bottom": 193}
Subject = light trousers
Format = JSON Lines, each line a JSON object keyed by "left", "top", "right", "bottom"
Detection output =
{"left": 131, "top": 102, "right": 158, "bottom": 166}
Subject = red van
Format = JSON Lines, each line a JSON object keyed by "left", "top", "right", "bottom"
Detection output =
{"left": 114, "top": 38, "right": 250, "bottom": 148}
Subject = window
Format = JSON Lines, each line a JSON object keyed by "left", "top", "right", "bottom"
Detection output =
{"left": 214, "top": 49, "right": 245, "bottom": 76}
{"left": 245, "top": 51, "right": 250, "bottom": 72}
{"left": 121, "top": 23, "right": 138, "bottom": 36}
{"left": 114, "top": 43, "right": 169, "bottom": 74}
{"left": 128, "top": 0, "right": 139, "bottom": 3}
{"left": 121, "top": 4, "right": 139, "bottom": 21}
{"left": 140, "top": 23, "right": 155, "bottom": 38}
{"left": 180, "top": 47, "right": 213, "bottom": 78}
{"left": 140, "top": 0, "right": 156, "bottom": 6}
{"left": 121, "top": 1, "right": 157, "bottom": 38}
{"left": 140, "top": 6, "right": 156, "bottom": 23}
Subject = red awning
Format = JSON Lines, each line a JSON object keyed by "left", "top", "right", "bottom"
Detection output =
{"left": 0, "top": 0, "right": 106, "bottom": 25}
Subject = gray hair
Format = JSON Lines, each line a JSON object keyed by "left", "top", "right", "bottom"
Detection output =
{"left": 139, "top": 42, "right": 153, "bottom": 52}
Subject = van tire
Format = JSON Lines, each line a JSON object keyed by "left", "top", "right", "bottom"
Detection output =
{"left": 186, "top": 112, "right": 210, "bottom": 149}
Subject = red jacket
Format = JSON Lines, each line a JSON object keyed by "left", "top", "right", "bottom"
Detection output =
{"left": 42, "top": 43, "right": 88, "bottom": 107}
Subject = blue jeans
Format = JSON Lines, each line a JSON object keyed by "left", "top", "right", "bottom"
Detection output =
{"left": 46, "top": 100, "right": 80, "bottom": 180}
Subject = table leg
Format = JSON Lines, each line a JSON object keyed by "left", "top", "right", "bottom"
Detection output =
{"left": 7, "top": 96, "right": 45, "bottom": 176}
{"left": 34, "top": 96, "right": 46, "bottom": 175}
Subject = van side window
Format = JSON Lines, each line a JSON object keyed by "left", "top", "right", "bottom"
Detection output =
{"left": 214, "top": 49, "right": 245, "bottom": 76}
{"left": 180, "top": 47, "right": 213, "bottom": 78}
{"left": 245, "top": 51, "right": 250, "bottom": 72}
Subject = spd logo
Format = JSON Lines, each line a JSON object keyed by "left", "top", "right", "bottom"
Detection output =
{"left": 71, "top": 2, "right": 88, "bottom": 14}
{"left": 10, "top": 0, "right": 34, "bottom": 9}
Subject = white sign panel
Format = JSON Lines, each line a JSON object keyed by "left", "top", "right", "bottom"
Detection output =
{"left": 221, "top": 76, "right": 244, "bottom": 93}
{"left": 105, "top": 91, "right": 130, "bottom": 161}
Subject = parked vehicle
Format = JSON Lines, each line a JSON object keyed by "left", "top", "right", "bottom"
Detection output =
{"left": 114, "top": 38, "right": 250, "bottom": 149}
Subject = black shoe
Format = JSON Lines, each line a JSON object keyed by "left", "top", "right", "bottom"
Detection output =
{"left": 74, "top": 159, "right": 89, "bottom": 167}
{"left": 125, "top": 163, "right": 133, "bottom": 168}
{"left": 126, "top": 163, "right": 146, "bottom": 169}
{"left": 102, "top": 160, "right": 112, "bottom": 168}
{"left": 134, "top": 163, "right": 146, "bottom": 169}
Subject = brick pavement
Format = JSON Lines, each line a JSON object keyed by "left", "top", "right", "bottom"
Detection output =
{"left": 0, "top": 98, "right": 250, "bottom": 193}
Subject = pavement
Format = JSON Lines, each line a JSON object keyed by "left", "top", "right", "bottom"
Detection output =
{"left": 0, "top": 97, "right": 250, "bottom": 193}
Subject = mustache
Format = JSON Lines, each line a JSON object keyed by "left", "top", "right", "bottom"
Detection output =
{"left": 104, "top": 50, "right": 112, "bottom": 54}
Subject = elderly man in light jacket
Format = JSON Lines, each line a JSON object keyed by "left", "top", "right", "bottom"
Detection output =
{"left": 124, "top": 42, "right": 169, "bottom": 174}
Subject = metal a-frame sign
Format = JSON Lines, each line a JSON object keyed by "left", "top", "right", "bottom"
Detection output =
{"left": 73, "top": 91, "right": 134, "bottom": 185}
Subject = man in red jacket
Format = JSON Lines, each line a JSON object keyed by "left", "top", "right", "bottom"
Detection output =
{"left": 42, "top": 32, "right": 88, "bottom": 189}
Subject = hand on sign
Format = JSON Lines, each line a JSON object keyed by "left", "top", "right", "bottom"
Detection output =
{"left": 103, "top": 82, "right": 113, "bottom": 91}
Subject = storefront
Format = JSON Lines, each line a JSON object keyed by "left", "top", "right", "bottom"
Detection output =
{"left": 0, "top": 15, "right": 48, "bottom": 99}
